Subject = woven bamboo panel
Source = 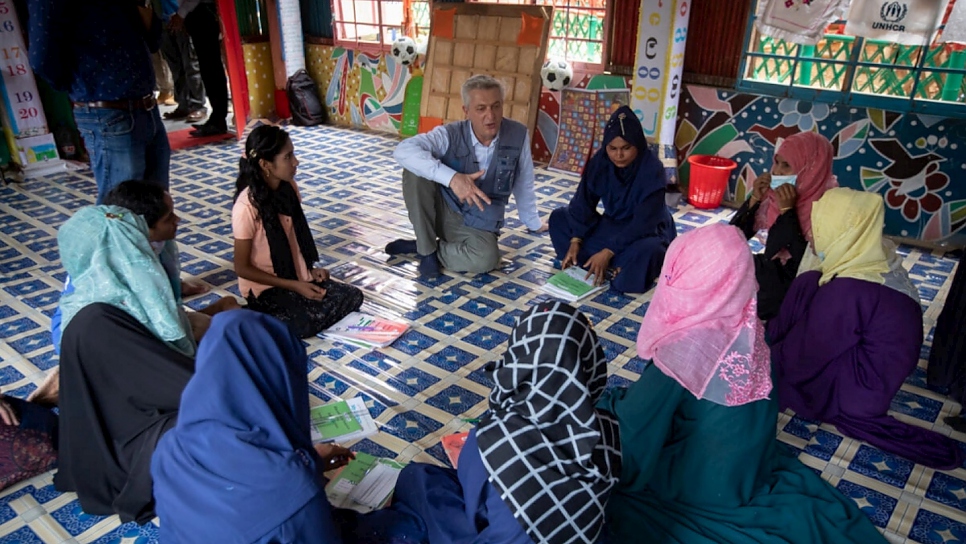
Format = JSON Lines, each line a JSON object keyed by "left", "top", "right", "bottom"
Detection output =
{"left": 420, "top": 3, "right": 551, "bottom": 135}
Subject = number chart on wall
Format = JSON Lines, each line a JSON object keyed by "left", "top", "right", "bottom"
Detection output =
{"left": 0, "top": 0, "right": 48, "bottom": 137}
{"left": 629, "top": 0, "right": 690, "bottom": 146}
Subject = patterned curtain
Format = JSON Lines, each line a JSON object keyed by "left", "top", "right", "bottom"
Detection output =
{"left": 607, "top": 0, "right": 639, "bottom": 69}
{"left": 683, "top": 0, "right": 753, "bottom": 86}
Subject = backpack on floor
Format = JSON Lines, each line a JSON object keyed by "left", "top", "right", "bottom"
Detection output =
{"left": 286, "top": 69, "right": 327, "bottom": 127}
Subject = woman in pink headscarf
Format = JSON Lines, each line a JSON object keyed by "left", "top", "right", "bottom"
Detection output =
{"left": 729, "top": 131, "right": 838, "bottom": 320}
{"left": 597, "top": 223, "right": 884, "bottom": 544}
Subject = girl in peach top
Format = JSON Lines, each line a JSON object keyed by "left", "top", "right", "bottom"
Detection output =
{"left": 231, "top": 126, "right": 363, "bottom": 337}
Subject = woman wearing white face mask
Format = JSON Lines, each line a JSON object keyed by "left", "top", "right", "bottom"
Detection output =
{"left": 729, "top": 132, "right": 838, "bottom": 320}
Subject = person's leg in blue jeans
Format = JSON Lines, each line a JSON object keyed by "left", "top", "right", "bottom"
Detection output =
{"left": 141, "top": 108, "right": 171, "bottom": 190}
{"left": 73, "top": 106, "right": 170, "bottom": 204}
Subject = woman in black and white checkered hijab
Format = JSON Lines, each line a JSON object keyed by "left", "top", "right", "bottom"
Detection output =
{"left": 476, "top": 300, "right": 621, "bottom": 544}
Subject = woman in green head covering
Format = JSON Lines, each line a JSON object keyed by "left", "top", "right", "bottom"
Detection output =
{"left": 51, "top": 180, "right": 240, "bottom": 357}
{"left": 58, "top": 205, "right": 196, "bottom": 356}
{"left": 54, "top": 205, "right": 199, "bottom": 523}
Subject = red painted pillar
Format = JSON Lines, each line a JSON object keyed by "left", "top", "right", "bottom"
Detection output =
{"left": 216, "top": 0, "right": 250, "bottom": 138}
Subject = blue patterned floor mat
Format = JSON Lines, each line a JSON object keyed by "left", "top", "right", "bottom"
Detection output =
{"left": 0, "top": 124, "right": 964, "bottom": 543}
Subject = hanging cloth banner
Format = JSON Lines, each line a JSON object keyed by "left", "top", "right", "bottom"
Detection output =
{"left": 942, "top": 0, "right": 966, "bottom": 43}
{"left": 755, "top": 0, "right": 850, "bottom": 45}
{"left": 629, "top": 0, "right": 691, "bottom": 146}
{"left": 845, "top": 0, "right": 949, "bottom": 45}
{"left": 0, "top": 0, "right": 49, "bottom": 137}
{"left": 277, "top": 0, "right": 306, "bottom": 77}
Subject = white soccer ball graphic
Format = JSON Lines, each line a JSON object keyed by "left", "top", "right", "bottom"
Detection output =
{"left": 391, "top": 36, "right": 418, "bottom": 66}
{"left": 540, "top": 59, "right": 573, "bottom": 91}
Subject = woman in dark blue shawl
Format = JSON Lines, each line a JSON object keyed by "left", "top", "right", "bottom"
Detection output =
{"left": 150, "top": 310, "right": 355, "bottom": 543}
{"left": 549, "top": 105, "right": 677, "bottom": 293}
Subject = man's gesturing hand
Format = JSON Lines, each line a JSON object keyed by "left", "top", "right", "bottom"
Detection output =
{"left": 449, "top": 170, "right": 492, "bottom": 212}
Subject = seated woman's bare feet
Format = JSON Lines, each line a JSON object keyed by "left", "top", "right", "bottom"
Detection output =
{"left": 27, "top": 367, "right": 60, "bottom": 408}
{"left": 199, "top": 296, "right": 242, "bottom": 316}
{"left": 181, "top": 280, "right": 210, "bottom": 297}
{"left": 187, "top": 311, "right": 213, "bottom": 343}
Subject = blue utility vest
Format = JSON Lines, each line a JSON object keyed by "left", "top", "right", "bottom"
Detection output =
{"left": 439, "top": 119, "right": 527, "bottom": 233}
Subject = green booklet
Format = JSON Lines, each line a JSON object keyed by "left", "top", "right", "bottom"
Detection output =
{"left": 309, "top": 398, "right": 377, "bottom": 443}
{"left": 325, "top": 452, "right": 406, "bottom": 512}
{"left": 542, "top": 267, "right": 607, "bottom": 302}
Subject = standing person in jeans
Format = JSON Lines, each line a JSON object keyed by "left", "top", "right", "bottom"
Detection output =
{"left": 159, "top": 0, "right": 208, "bottom": 123}
{"left": 168, "top": 0, "right": 229, "bottom": 137}
{"left": 28, "top": 0, "right": 170, "bottom": 204}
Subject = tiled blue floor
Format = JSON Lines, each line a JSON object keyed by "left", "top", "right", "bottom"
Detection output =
{"left": 0, "top": 123, "right": 963, "bottom": 543}
{"left": 837, "top": 480, "right": 900, "bottom": 529}
{"left": 849, "top": 445, "right": 916, "bottom": 489}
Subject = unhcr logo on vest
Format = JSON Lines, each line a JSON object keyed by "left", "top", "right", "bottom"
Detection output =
{"left": 874, "top": 1, "right": 909, "bottom": 31}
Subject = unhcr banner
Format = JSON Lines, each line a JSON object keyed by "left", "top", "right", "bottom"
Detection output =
{"left": 845, "top": 0, "right": 948, "bottom": 45}
{"left": 942, "top": 0, "right": 966, "bottom": 43}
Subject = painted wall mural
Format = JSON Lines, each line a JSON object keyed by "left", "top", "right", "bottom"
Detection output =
{"left": 301, "top": 44, "right": 964, "bottom": 245}
{"left": 306, "top": 44, "right": 410, "bottom": 132}
{"left": 677, "top": 84, "right": 966, "bottom": 246}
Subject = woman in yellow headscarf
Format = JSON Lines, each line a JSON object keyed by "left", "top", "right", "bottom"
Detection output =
{"left": 768, "top": 188, "right": 963, "bottom": 470}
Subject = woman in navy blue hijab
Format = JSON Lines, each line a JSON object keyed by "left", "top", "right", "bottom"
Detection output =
{"left": 151, "top": 310, "right": 354, "bottom": 543}
{"left": 549, "top": 105, "right": 676, "bottom": 293}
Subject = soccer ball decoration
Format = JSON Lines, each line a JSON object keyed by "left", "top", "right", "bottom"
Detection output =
{"left": 540, "top": 59, "right": 573, "bottom": 91}
{"left": 391, "top": 36, "right": 418, "bottom": 66}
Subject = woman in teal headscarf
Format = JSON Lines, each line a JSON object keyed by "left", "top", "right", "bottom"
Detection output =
{"left": 54, "top": 206, "right": 198, "bottom": 523}
{"left": 58, "top": 205, "right": 196, "bottom": 356}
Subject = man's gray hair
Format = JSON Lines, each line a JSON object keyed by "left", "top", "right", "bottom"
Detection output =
{"left": 461, "top": 74, "right": 505, "bottom": 106}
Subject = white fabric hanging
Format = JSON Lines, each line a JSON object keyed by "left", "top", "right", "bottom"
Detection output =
{"left": 756, "top": 0, "right": 850, "bottom": 45}
{"left": 845, "top": 0, "right": 949, "bottom": 45}
{"left": 942, "top": 0, "right": 966, "bottom": 43}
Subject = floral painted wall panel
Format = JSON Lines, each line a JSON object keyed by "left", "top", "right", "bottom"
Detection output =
{"left": 677, "top": 84, "right": 966, "bottom": 247}
{"left": 306, "top": 44, "right": 411, "bottom": 133}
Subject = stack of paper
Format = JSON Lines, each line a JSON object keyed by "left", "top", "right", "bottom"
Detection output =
{"left": 309, "top": 397, "right": 378, "bottom": 444}
{"left": 325, "top": 452, "right": 406, "bottom": 513}
{"left": 320, "top": 312, "right": 409, "bottom": 350}
{"left": 541, "top": 267, "right": 607, "bottom": 303}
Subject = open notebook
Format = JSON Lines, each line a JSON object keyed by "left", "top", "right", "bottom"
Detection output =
{"left": 320, "top": 312, "right": 409, "bottom": 350}
{"left": 325, "top": 452, "right": 406, "bottom": 513}
{"left": 541, "top": 267, "right": 608, "bottom": 302}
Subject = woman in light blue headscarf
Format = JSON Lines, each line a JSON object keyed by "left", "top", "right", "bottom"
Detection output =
{"left": 54, "top": 205, "right": 198, "bottom": 523}
{"left": 58, "top": 205, "right": 195, "bottom": 356}
{"left": 51, "top": 180, "right": 240, "bottom": 355}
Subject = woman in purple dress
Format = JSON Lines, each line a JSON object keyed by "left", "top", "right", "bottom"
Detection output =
{"left": 768, "top": 188, "right": 963, "bottom": 470}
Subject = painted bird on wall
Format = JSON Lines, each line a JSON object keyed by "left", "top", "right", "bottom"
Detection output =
{"left": 862, "top": 139, "right": 948, "bottom": 222}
